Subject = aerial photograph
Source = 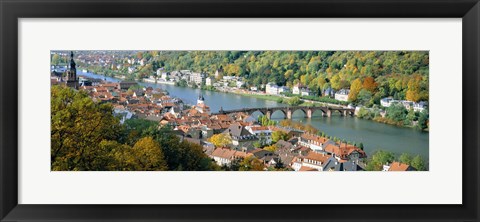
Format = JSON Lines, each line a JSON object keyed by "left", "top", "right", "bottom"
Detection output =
{"left": 50, "top": 51, "right": 429, "bottom": 171}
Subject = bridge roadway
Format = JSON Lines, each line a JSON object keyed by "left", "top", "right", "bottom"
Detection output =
{"left": 214, "top": 106, "right": 355, "bottom": 119}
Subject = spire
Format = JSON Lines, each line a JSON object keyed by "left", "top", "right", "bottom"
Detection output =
{"left": 197, "top": 93, "right": 204, "bottom": 105}
{"left": 69, "top": 51, "right": 76, "bottom": 71}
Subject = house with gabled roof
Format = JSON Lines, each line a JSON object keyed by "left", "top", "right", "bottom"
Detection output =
{"left": 383, "top": 162, "right": 416, "bottom": 171}
{"left": 210, "top": 147, "right": 253, "bottom": 166}
{"left": 224, "top": 122, "right": 259, "bottom": 149}
{"left": 324, "top": 143, "right": 367, "bottom": 162}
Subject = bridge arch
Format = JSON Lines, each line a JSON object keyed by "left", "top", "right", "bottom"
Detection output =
{"left": 310, "top": 107, "right": 327, "bottom": 117}
{"left": 248, "top": 109, "right": 266, "bottom": 118}
{"left": 289, "top": 108, "right": 308, "bottom": 119}
{"left": 269, "top": 109, "right": 287, "bottom": 119}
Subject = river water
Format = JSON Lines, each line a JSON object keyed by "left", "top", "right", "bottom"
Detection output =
{"left": 79, "top": 72, "right": 429, "bottom": 160}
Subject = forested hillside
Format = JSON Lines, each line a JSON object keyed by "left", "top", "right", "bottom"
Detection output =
{"left": 148, "top": 51, "right": 429, "bottom": 103}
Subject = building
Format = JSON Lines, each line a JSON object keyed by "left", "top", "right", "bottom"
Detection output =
{"left": 292, "top": 152, "right": 331, "bottom": 171}
{"left": 292, "top": 84, "right": 302, "bottom": 95}
{"left": 265, "top": 82, "right": 279, "bottom": 95}
{"left": 413, "top": 101, "right": 427, "bottom": 112}
{"left": 205, "top": 77, "right": 214, "bottom": 86}
{"left": 300, "top": 88, "right": 312, "bottom": 96}
{"left": 190, "top": 72, "right": 205, "bottom": 85}
{"left": 119, "top": 81, "right": 137, "bottom": 90}
{"left": 334, "top": 89, "right": 350, "bottom": 102}
{"left": 383, "top": 162, "right": 416, "bottom": 171}
{"left": 224, "top": 123, "right": 258, "bottom": 150}
{"left": 380, "top": 97, "right": 395, "bottom": 107}
{"left": 278, "top": 86, "right": 289, "bottom": 94}
{"left": 161, "top": 72, "right": 170, "bottom": 81}
{"left": 381, "top": 97, "right": 428, "bottom": 112}
{"left": 246, "top": 125, "right": 273, "bottom": 145}
{"left": 298, "top": 134, "right": 331, "bottom": 152}
{"left": 214, "top": 67, "right": 223, "bottom": 79}
{"left": 236, "top": 81, "right": 245, "bottom": 88}
{"left": 194, "top": 94, "right": 210, "bottom": 114}
{"left": 210, "top": 148, "right": 252, "bottom": 166}
{"left": 64, "top": 51, "right": 79, "bottom": 89}
{"left": 323, "top": 87, "right": 334, "bottom": 97}
{"left": 293, "top": 84, "right": 309, "bottom": 96}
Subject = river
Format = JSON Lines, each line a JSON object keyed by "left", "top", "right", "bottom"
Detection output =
{"left": 79, "top": 72, "right": 429, "bottom": 161}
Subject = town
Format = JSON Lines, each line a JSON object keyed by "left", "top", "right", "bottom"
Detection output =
{"left": 50, "top": 51, "right": 426, "bottom": 171}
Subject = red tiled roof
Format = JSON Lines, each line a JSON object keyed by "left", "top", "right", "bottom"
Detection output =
{"left": 388, "top": 162, "right": 412, "bottom": 171}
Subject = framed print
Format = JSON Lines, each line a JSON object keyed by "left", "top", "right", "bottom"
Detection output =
{"left": 1, "top": 0, "right": 479, "bottom": 221}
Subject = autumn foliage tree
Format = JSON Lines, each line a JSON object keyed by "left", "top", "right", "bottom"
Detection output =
{"left": 348, "top": 78, "right": 363, "bottom": 102}
{"left": 208, "top": 133, "right": 232, "bottom": 147}
{"left": 51, "top": 86, "right": 122, "bottom": 170}
{"left": 51, "top": 86, "right": 216, "bottom": 171}
{"left": 239, "top": 156, "right": 265, "bottom": 171}
{"left": 131, "top": 137, "right": 168, "bottom": 170}
{"left": 362, "top": 76, "right": 378, "bottom": 93}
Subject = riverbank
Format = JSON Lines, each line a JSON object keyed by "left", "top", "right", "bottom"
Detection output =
{"left": 222, "top": 90, "right": 335, "bottom": 108}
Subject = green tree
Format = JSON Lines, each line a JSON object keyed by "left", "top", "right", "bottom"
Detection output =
{"left": 411, "top": 155, "right": 427, "bottom": 171}
{"left": 416, "top": 109, "right": 429, "bottom": 130}
{"left": 51, "top": 86, "right": 122, "bottom": 171}
{"left": 404, "top": 108, "right": 417, "bottom": 126}
{"left": 131, "top": 137, "right": 168, "bottom": 170}
{"left": 272, "top": 131, "right": 288, "bottom": 143}
{"left": 51, "top": 54, "right": 61, "bottom": 65}
{"left": 358, "top": 143, "right": 364, "bottom": 150}
{"left": 365, "top": 150, "right": 395, "bottom": 171}
{"left": 99, "top": 140, "right": 143, "bottom": 171}
{"left": 264, "top": 145, "right": 277, "bottom": 152}
{"left": 128, "top": 84, "right": 142, "bottom": 91}
{"left": 399, "top": 153, "right": 413, "bottom": 165}
{"left": 386, "top": 103, "right": 407, "bottom": 122}
{"left": 151, "top": 128, "right": 218, "bottom": 171}
{"left": 258, "top": 115, "right": 275, "bottom": 126}
{"left": 287, "top": 96, "right": 302, "bottom": 106}
{"left": 357, "top": 89, "right": 373, "bottom": 106}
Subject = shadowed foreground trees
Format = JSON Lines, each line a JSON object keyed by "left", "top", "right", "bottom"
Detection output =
{"left": 51, "top": 86, "right": 217, "bottom": 171}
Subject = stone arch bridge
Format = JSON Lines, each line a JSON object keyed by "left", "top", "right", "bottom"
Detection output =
{"left": 215, "top": 106, "right": 355, "bottom": 119}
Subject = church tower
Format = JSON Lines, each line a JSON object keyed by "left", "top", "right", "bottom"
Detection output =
{"left": 197, "top": 94, "right": 205, "bottom": 105}
{"left": 65, "top": 51, "right": 78, "bottom": 89}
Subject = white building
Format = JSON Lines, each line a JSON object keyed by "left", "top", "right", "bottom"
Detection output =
{"left": 292, "top": 152, "right": 332, "bottom": 171}
{"left": 293, "top": 84, "right": 301, "bottom": 95}
{"left": 246, "top": 125, "right": 273, "bottom": 145}
{"left": 265, "top": 82, "right": 279, "bottom": 95}
{"left": 214, "top": 68, "right": 223, "bottom": 79}
{"left": 190, "top": 72, "right": 205, "bottom": 85}
{"left": 300, "top": 88, "right": 312, "bottom": 96}
{"left": 206, "top": 77, "right": 214, "bottom": 86}
{"left": 161, "top": 72, "right": 169, "bottom": 80}
{"left": 334, "top": 89, "right": 350, "bottom": 102}
{"left": 381, "top": 97, "right": 427, "bottom": 112}
{"left": 278, "top": 86, "right": 289, "bottom": 94}
{"left": 413, "top": 101, "right": 427, "bottom": 112}
{"left": 380, "top": 97, "right": 395, "bottom": 107}
{"left": 236, "top": 81, "right": 245, "bottom": 88}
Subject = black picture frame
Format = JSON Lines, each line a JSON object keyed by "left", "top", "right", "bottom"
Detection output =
{"left": 1, "top": 0, "right": 479, "bottom": 221}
